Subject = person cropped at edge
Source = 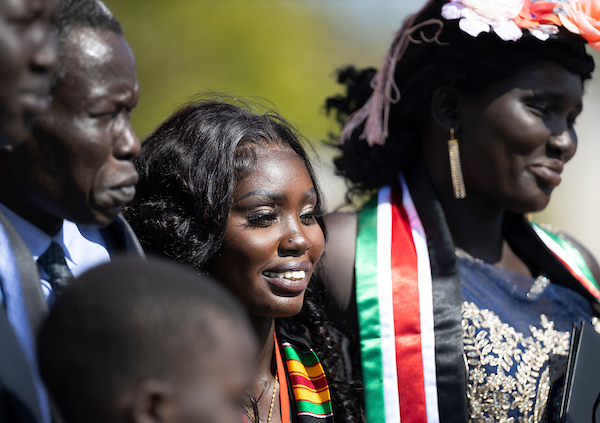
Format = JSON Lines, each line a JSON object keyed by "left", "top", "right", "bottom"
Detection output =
{"left": 320, "top": 1, "right": 600, "bottom": 422}
{"left": 0, "top": 0, "right": 58, "bottom": 422}
{"left": 0, "top": 0, "right": 143, "bottom": 317}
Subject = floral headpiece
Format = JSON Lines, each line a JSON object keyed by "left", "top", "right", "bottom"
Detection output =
{"left": 339, "top": 0, "right": 600, "bottom": 147}
{"left": 442, "top": 0, "right": 600, "bottom": 47}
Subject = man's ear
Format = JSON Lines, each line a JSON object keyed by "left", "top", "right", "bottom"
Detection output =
{"left": 132, "top": 379, "right": 177, "bottom": 423}
{"left": 431, "top": 85, "right": 461, "bottom": 133}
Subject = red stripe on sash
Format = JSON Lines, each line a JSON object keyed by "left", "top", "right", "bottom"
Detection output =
{"left": 288, "top": 373, "right": 329, "bottom": 391}
{"left": 390, "top": 187, "right": 428, "bottom": 423}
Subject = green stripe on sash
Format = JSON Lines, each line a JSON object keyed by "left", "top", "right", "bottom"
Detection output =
{"left": 533, "top": 223, "right": 600, "bottom": 290}
{"left": 296, "top": 400, "right": 333, "bottom": 415}
{"left": 355, "top": 196, "right": 385, "bottom": 422}
{"left": 282, "top": 344, "right": 320, "bottom": 367}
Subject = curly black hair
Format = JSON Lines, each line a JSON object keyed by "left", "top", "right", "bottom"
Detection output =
{"left": 326, "top": 0, "right": 594, "bottom": 204}
{"left": 124, "top": 96, "right": 363, "bottom": 423}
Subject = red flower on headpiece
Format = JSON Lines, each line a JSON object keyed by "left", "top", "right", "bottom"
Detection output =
{"left": 559, "top": 0, "right": 600, "bottom": 52}
{"left": 517, "top": 0, "right": 562, "bottom": 26}
{"left": 515, "top": 0, "right": 563, "bottom": 39}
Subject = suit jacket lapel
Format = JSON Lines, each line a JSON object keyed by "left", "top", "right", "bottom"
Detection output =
{"left": 0, "top": 210, "right": 47, "bottom": 336}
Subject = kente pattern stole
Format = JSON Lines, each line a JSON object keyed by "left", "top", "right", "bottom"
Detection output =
{"left": 354, "top": 175, "right": 600, "bottom": 423}
{"left": 275, "top": 330, "right": 335, "bottom": 423}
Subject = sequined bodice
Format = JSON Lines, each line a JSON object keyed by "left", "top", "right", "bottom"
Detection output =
{"left": 459, "top": 255, "right": 599, "bottom": 423}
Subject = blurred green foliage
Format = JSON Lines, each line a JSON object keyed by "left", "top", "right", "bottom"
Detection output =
{"left": 103, "top": 0, "right": 411, "bottom": 143}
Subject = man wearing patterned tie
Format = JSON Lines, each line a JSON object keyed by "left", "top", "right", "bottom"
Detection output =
{"left": 0, "top": 0, "right": 144, "bottom": 311}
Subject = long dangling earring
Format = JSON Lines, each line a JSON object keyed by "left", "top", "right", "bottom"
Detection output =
{"left": 448, "top": 128, "right": 466, "bottom": 199}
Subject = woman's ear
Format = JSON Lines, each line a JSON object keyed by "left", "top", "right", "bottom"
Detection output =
{"left": 431, "top": 86, "right": 461, "bottom": 133}
{"left": 131, "top": 379, "right": 177, "bottom": 423}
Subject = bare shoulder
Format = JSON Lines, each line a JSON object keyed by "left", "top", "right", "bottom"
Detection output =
{"left": 318, "top": 212, "right": 358, "bottom": 322}
{"left": 559, "top": 231, "right": 600, "bottom": 284}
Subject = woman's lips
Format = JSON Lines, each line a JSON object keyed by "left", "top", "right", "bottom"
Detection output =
{"left": 529, "top": 164, "right": 562, "bottom": 189}
{"left": 263, "top": 261, "right": 311, "bottom": 296}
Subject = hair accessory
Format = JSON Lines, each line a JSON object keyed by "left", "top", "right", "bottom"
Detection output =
{"left": 442, "top": 0, "right": 600, "bottom": 48}
{"left": 339, "top": 17, "right": 449, "bottom": 147}
{"left": 338, "top": 0, "right": 599, "bottom": 148}
{"left": 448, "top": 128, "right": 466, "bottom": 199}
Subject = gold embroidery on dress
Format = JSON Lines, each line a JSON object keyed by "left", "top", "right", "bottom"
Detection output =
{"left": 462, "top": 302, "right": 571, "bottom": 423}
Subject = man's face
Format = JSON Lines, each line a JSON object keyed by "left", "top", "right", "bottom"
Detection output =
{"left": 0, "top": 0, "right": 58, "bottom": 149}
{"left": 11, "top": 27, "right": 140, "bottom": 230}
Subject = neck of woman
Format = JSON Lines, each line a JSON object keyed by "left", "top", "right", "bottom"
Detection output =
{"left": 249, "top": 316, "right": 277, "bottom": 392}
{"left": 436, "top": 185, "right": 533, "bottom": 276}
{"left": 440, "top": 191, "right": 505, "bottom": 262}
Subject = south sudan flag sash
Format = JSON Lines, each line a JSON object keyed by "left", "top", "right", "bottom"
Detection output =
{"left": 355, "top": 174, "right": 600, "bottom": 423}
{"left": 275, "top": 331, "right": 335, "bottom": 423}
{"left": 355, "top": 178, "right": 441, "bottom": 423}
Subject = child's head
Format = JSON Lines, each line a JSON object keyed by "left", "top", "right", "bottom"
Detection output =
{"left": 38, "top": 256, "right": 257, "bottom": 423}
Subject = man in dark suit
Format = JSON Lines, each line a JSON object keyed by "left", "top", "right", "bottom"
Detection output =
{"left": 0, "top": 0, "right": 58, "bottom": 421}
{"left": 0, "top": 0, "right": 144, "bottom": 312}
{"left": 1, "top": 2, "right": 144, "bottom": 419}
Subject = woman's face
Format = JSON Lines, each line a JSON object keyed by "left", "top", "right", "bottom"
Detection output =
{"left": 457, "top": 61, "right": 582, "bottom": 214}
{"left": 207, "top": 146, "right": 325, "bottom": 318}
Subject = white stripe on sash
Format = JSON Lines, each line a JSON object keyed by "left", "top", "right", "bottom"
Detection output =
{"left": 376, "top": 187, "right": 401, "bottom": 423}
{"left": 532, "top": 224, "right": 587, "bottom": 280}
{"left": 400, "top": 175, "right": 440, "bottom": 423}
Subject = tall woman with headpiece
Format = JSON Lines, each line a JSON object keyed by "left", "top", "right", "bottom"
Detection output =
{"left": 321, "top": 1, "right": 600, "bottom": 422}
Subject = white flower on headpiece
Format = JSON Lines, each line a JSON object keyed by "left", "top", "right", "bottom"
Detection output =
{"left": 442, "top": 0, "right": 526, "bottom": 41}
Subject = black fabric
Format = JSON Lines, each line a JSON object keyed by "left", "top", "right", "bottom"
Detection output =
{"left": 101, "top": 214, "right": 145, "bottom": 258}
{"left": 404, "top": 161, "right": 469, "bottom": 423}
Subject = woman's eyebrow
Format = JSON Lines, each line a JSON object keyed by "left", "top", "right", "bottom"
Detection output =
{"left": 303, "top": 188, "right": 317, "bottom": 200}
{"left": 238, "top": 190, "right": 285, "bottom": 202}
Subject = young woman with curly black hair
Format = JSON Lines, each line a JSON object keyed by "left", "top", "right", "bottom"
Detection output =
{"left": 320, "top": 1, "right": 600, "bottom": 422}
{"left": 124, "top": 98, "right": 362, "bottom": 423}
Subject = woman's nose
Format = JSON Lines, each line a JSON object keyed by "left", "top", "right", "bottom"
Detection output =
{"left": 548, "top": 128, "right": 577, "bottom": 163}
{"left": 279, "top": 221, "right": 311, "bottom": 256}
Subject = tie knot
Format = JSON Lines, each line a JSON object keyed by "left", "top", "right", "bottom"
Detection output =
{"left": 38, "top": 241, "right": 73, "bottom": 296}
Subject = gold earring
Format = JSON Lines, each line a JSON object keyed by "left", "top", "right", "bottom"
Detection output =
{"left": 448, "top": 128, "right": 466, "bottom": 199}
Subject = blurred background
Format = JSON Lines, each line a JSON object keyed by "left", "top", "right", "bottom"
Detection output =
{"left": 104, "top": 0, "right": 600, "bottom": 260}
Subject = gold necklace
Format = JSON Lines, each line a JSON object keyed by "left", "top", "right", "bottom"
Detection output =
{"left": 244, "top": 374, "right": 278, "bottom": 423}
{"left": 267, "top": 374, "right": 278, "bottom": 423}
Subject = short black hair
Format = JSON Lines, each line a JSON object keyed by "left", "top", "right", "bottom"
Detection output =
{"left": 37, "top": 255, "right": 248, "bottom": 423}
{"left": 52, "top": 0, "right": 123, "bottom": 89}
